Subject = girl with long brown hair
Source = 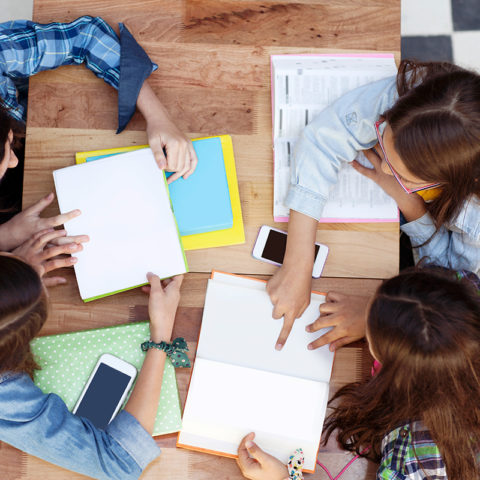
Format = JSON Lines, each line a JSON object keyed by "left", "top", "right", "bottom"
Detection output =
{"left": 236, "top": 268, "right": 480, "bottom": 480}
{"left": 267, "top": 60, "right": 480, "bottom": 350}
{"left": 0, "top": 252, "right": 184, "bottom": 479}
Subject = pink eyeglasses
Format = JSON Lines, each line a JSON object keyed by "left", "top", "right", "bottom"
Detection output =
{"left": 374, "top": 121, "right": 441, "bottom": 194}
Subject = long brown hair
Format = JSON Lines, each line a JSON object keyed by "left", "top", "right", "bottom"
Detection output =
{"left": 384, "top": 60, "right": 480, "bottom": 228}
{"left": 0, "top": 255, "right": 48, "bottom": 379}
{"left": 323, "top": 269, "right": 480, "bottom": 479}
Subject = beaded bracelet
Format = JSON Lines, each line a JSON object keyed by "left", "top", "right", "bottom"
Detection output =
{"left": 141, "top": 337, "right": 191, "bottom": 368}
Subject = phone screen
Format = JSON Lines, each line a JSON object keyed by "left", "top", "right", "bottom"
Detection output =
{"left": 74, "top": 363, "right": 132, "bottom": 430}
{"left": 262, "top": 229, "right": 319, "bottom": 264}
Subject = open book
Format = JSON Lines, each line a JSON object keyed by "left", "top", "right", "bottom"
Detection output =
{"left": 271, "top": 53, "right": 399, "bottom": 222}
{"left": 53, "top": 148, "right": 188, "bottom": 301}
{"left": 177, "top": 271, "right": 335, "bottom": 473}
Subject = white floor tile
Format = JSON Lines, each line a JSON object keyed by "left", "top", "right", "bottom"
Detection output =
{"left": 401, "top": 0, "right": 452, "bottom": 36}
{"left": 0, "top": 0, "right": 33, "bottom": 22}
{"left": 452, "top": 31, "right": 480, "bottom": 72}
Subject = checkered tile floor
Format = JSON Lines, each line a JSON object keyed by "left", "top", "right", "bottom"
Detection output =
{"left": 402, "top": 0, "right": 480, "bottom": 71}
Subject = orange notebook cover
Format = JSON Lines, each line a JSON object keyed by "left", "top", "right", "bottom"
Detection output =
{"left": 177, "top": 271, "right": 334, "bottom": 473}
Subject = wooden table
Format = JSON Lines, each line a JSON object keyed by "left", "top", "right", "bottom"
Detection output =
{"left": 3, "top": 1, "right": 400, "bottom": 479}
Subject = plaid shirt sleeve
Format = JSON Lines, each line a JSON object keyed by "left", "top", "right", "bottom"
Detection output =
{"left": 0, "top": 16, "right": 157, "bottom": 131}
{"left": 377, "top": 422, "right": 447, "bottom": 480}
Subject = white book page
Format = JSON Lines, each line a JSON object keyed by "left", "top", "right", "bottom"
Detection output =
{"left": 53, "top": 149, "right": 187, "bottom": 300}
{"left": 197, "top": 278, "right": 334, "bottom": 383}
{"left": 271, "top": 54, "right": 398, "bottom": 220}
{"left": 179, "top": 358, "right": 329, "bottom": 471}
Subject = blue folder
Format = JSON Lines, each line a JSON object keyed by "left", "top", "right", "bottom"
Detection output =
{"left": 85, "top": 137, "right": 233, "bottom": 236}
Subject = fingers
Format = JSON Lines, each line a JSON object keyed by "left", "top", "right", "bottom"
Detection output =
{"left": 182, "top": 143, "right": 198, "bottom": 180}
{"left": 166, "top": 274, "right": 183, "bottom": 291}
{"left": 42, "top": 256, "right": 78, "bottom": 273}
{"left": 271, "top": 303, "right": 284, "bottom": 320}
{"left": 45, "top": 209, "right": 81, "bottom": 229}
{"left": 39, "top": 242, "right": 83, "bottom": 263}
{"left": 325, "top": 291, "right": 344, "bottom": 303}
{"left": 352, "top": 159, "right": 375, "bottom": 180}
{"left": 166, "top": 142, "right": 193, "bottom": 184}
{"left": 150, "top": 142, "right": 167, "bottom": 170}
{"left": 307, "top": 328, "right": 338, "bottom": 351}
{"left": 43, "top": 276, "right": 67, "bottom": 287}
{"left": 146, "top": 272, "right": 162, "bottom": 293}
{"left": 237, "top": 433, "right": 259, "bottom": 473}
{"left": 306, "top": 313, "right": 337, "bottom": 333}
{"left": 329, "top": 336, "right": 356, "bottom": 351}
{"left": 26, "top": 192, "right": 55, "bottom": 214}
{"left": 48, "top": 234, "right": 89, "bottom": 246}
{"left": 275, "top": 314, "right": 295, "bottom": 350}
{"left": 244, "top": 438, "right": 270, "bottom": 466}
{"left": 364, "top": 147, "right": 383, "bottom": 167}
{"left": 33, "top": 229, "right": 67, "bottom": 250}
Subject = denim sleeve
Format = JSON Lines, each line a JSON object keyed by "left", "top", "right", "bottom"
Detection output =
{"left": 0, "top": 373, "right": 160, "bottom": 480}
{"left": 0, "top": 16, "right": 157, "bottom": 130}
{"left": 285, "top": 75, "right": 399, "bottom": 220}
{"left": 401, "top": 206, "right": 480, "bottom": 275}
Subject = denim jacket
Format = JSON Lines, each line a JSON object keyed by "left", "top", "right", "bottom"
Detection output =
{"left": 285, "top": 75, "right": 480, "bottom": 274}
{"left": 0, "top": 372, "right": 160, "bottom": 480}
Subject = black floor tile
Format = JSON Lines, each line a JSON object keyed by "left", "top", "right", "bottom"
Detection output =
{"left": 401, "top": 36, "right": 453, "bottom": 63}
{"left": 452, "top": 0, "right": 480, "bottom": 31}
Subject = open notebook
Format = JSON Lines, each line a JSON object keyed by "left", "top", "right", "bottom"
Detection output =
{"left": 177, "top": 271, "right": 335, "bottom": 473}
{"left": 53, "top": 148, "right": 188, "bottom": 301}
{"left": 271, "top": 53, "right": 399, "bottom": 223}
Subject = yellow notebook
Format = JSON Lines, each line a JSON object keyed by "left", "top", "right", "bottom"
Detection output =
{"left": 76, "top": 135, "right": 245, "bottom": 251}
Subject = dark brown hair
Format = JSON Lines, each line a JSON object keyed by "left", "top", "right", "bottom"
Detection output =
{"left": 0, "top": 102, "right": 23, "bottom": 160}
{"left": 323, "top": 268, "right": 480, "bottom": 479}
{"left": 0, "top": 255, "right": 48, "bottom": 379}
{"left": 384, "top": 60, "right": 480, "bottom": 228}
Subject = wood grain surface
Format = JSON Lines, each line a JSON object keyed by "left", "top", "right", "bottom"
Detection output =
{"left": 6, "top": 1, "right": 400, "bottom": 479}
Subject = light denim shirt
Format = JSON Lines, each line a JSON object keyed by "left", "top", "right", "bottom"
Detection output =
{"left": 0, "top": 372, "right": 160, "bottom": 480}
{"left": 285, "top": 75, "right": 480, "bottom": 274}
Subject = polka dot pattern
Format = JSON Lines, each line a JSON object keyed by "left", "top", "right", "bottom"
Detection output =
{"left": 30, "top": 322, "right": 182, "bottom": 436}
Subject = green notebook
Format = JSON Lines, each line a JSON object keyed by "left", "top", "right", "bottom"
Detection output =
{"left": 31, "top": 322, "right": 182, "bottom": 436}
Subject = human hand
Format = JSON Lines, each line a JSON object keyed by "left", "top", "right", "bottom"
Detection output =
{"left": 142, "top": 274, "right": 183, "bottom": 343}
{"left": 306, "top": 292, "right": 371, "bottom": 351}
{"left": 12, "top": 228, "right": 86, "bottom": 287}
{"left": 237, "top": 433, "right": 289, "bottom": 480}
{"left": 137, "top": 81, "right": 198, "bottom": 183}
{"left": 147, "top": 116, "right": 198, "bottom": 184}
{"left": 0, "top": 192, "right": 81, "bottom": 251}
{"left": 266, "top": 264, "right": 312, "bottom": 350}
{"left": 353, "top": 148, "right": 427, "bottom": 222}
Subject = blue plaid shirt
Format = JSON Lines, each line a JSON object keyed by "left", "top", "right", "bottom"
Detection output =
{"left": 0, "top": 15, "right": 157, "bottom": 132}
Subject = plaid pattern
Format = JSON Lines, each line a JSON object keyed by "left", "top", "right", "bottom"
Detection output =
{"left": 378, "top": 422, "right": 446, "bottom": 480}
{"left": 0, "top": 16, "right": 122, "bottom": 122}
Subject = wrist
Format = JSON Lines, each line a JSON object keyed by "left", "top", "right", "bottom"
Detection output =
{"left": 150, "top": 330, "right": 172, "bottom": 343}
{"left": 283, "top": 250, "right": 314, "bottom": 271}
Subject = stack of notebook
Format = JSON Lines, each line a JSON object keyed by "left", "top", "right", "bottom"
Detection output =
{"left": 75, "top": 135, "right": 245, "bottom": 251}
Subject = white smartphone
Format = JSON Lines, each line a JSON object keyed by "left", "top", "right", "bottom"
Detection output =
{"left": 252, "top": 225, "right": 329, "bottom": 278}
{"left": 72, "top": 353, "right": 137, "bottom": 430}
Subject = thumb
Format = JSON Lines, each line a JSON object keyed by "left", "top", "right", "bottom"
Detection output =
{"left": 245, "top": 440, "right": 270, "bottom": 466}
{"left": 151, "top": 145, "right": 167, "bottom": 170}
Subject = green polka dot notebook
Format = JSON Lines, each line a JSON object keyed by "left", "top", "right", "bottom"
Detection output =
{"left": 31, "top": 322, "right": 182, "bottom": 436}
